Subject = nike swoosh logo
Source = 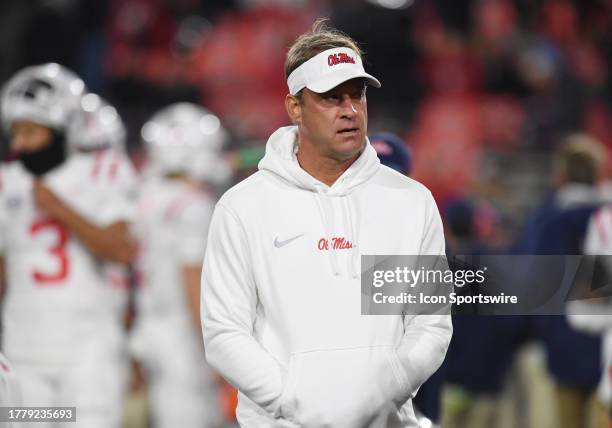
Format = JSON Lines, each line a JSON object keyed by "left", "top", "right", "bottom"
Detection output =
{"left": 274, "top": 233, "right": 304, "bottom": 248}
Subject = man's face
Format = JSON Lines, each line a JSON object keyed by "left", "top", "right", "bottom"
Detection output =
{"left": 10, "top": 120, "right": 54, "bottom": 154}
{"left": 297, "top": 78, "right": 368, "bottom": 162}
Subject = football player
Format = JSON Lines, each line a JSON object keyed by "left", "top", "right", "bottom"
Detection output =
{"left": 0, "top": 63, "right": 135, "bottom": 428}
{"left": 75, "top": 91, "right": 141, "bottom": 418}
{"left": 131, "top": 102, "right": 230, "bottom": 428}
{"left": 73, "top": 92, "right": 139, "bottom": 322}
{"left": 76, "top": 92, "right": 127, "bottom": 153}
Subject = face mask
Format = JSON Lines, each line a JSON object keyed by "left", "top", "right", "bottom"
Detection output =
{"left": 18, "top": 134, "right": 66, "bottom": 177}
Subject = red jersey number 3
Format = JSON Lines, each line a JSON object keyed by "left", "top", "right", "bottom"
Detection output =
{"left": 30, "top": 218, "right": 70, "bottom": 284}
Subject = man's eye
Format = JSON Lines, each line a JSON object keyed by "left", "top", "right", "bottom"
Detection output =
{"left": 355, "top": 88, "right": 367, "bottom": 99}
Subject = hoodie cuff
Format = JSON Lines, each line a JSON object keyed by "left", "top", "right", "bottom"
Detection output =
{"left": 387, "top": 349, "right": 415, "bottom": 407}
{"left": 394, "top": 345, "right": 434, "bottom": 406}
{"left": 263, "top": 362, "right": 289, "bottom": 417}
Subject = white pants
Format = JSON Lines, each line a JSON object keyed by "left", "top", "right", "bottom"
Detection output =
{"left": 131, "top": 315, "right": 221, "bottom": 428}
{"left": 7, "top": 329, "right": 128, "bottom": 428}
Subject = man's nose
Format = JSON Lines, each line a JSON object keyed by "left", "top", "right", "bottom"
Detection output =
{"left": 339, "top": 94, "right": 357, "bottom": 118}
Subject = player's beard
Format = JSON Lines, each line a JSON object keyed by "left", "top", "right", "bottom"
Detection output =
{"left": 18, "top": 133, "right": 66, "bottom": 177}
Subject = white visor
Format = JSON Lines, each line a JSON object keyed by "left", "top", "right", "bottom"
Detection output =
{"left": 287, "top": 47, "right": 381, "bottom": 95}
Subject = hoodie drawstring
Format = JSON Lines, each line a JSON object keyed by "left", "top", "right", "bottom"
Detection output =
{"left": 314, "top": 185, "right": 341, "bottom": 276}
{"left": 315, "top": 182, "right": 361, "bottom": 278}
{"left": 344, "top": 194, "right": 361, "bottom": 278}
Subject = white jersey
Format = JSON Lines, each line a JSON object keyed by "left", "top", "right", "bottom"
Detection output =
{"left": 575, "top": 206, "right": 612, "bottom": 404}
{"left": 133, "top": 177, "right": 214, "bottom": 319}
{"left": 0, "top": 151, "right": 135, "bottom": 365}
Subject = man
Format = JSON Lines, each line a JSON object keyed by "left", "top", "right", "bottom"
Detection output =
{"left": 74, "top": 92, "right": 139, "bottom": 416}
{"left": 130, "top": 103, "right": 228, "bottom": 428}
{"left": 519, "top": 133, "right": 606, "bottom": 428}
{"left": 0, "top": 63, "right": 135, "bottom": 428}
{"left": 201, "top": 20, "right": 452, "bottom": 428}
{"left": 568, "top": 207, "right": 612, "bottom": 428}
{"left": 73, "top": 92, "right": 139, "bottom": 323}
{"left": 370, "top": 133, "right": 412, "bottom": 176}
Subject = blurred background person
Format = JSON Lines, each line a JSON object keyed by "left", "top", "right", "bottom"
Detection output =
{"left": 0, "top": 63, "right": 135, "bottom": 427}
{"left": 566, "top": 200, "right": 612, "bottom": 428}
{"left": 73, "top": 92, "right": 139, "bottom": 330}
{"left": 441, "top": 195, "right": 534, "bottom": 428}
{"left": 518, "top": 134, "right": 606, "bottom": 428}
{"left": 72, "top": 92, "right": 140, "bottom": 426}
{"left": 130, "top": 102, "right": 230, "bottom": 428}
{"left": 370, "top": 132, "right": 412, "bottom": 176}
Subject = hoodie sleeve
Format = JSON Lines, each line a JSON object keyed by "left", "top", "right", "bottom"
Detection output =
{"left": 201, "top": 203, "right": 284, "bottom": 414}
{"left": 395, "top": 191, "right": 453, "bottom": 401}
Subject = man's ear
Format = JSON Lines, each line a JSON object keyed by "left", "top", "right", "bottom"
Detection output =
{"left": 285, "top": 93, "right": 302, "bottom": 125}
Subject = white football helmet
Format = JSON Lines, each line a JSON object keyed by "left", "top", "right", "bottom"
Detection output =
{"left": 75, "top": 93, "right": 127, "bottom": 152}
{"left": 1, "top": 63, "right": 86, "bottom": 144}
{"left": 141, "top": 102, "right": 231, "bottom": 184}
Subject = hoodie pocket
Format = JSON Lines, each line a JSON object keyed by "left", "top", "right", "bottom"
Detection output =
{"left": 276, "top": 356, "right": 300, "bottom": 418}
{"left": 278, "top": 346, "right": 409, "bottom": 428}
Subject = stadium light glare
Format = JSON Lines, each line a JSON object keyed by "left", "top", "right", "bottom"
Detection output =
{"left": 366, "top": 0, "right": 413, "bottom": 10}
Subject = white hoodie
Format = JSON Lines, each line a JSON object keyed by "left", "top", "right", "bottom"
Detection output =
{"left": 201, "top": 126, "right": 452, "bottom": 428}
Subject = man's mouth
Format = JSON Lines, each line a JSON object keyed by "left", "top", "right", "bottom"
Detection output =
{"left": 337, "top": 127, "right": 359, "bottom": 135}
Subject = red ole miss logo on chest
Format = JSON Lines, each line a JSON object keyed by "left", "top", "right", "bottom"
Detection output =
{"left": 318, "top": 237, "right": 354, "bottom": 250}
{"left": 328, "top": 53, "right": 356, "bottom": 66}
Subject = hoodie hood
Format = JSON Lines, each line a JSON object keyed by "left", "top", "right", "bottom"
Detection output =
{"left": 258, "top": 125, "right": 380, "bottom": 278}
